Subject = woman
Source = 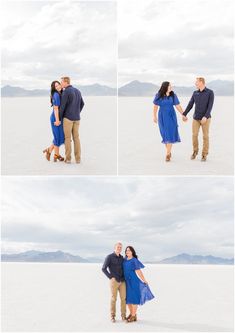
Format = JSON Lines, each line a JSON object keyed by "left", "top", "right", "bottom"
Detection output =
{"left": 123, "top": 246, "right": 154, "bottom": 323}
{"left": 153, "top": 81, "right": 185, "bottom": 162}
{"left": 43, "top": 81, "right": 64, "bottom": 162}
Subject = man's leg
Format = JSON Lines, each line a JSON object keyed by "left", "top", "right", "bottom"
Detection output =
{"left": 63, "top": 118, "right": 73, "bottom": 162}
{"left": 72, "top": 120, "right": 81, "bottom": 163}
{"left": 119, "top": 281, "right": 126, "bottom": 319}
{"left": 192, "top": 119, "right": 200, "bottom": 156}
{"left": 202, "top": 118, "right": 211, "bottom": 157}
{"left": 110, "top": 278, "right": 118, "bottom": 320}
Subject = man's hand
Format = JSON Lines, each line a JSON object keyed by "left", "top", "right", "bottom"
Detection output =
{"left": 54, "top": 120, "right": 61, "bottom": 126}
{"left": 153, "top": 116, "right": 157, "bottom": 123}
{"left": 200, "top": 117, "right": 207, "bottom": 125}
{"left": 182, "top": 115, "right": 188, "bottom": 122}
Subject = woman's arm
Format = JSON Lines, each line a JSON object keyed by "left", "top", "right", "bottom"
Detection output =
{"left": 53, "top": 106, "right": 60, "bottom": 126}
{"left": 135, "top": 269, "right": 148, "bottom": 284}
{"left": 175, "top": 104, "right": 188, "bottom": 121}
{"left": 153, "top": 105, "right": 159, "bottom": 123}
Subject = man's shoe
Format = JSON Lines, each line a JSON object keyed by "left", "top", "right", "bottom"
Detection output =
{"left": 111, "top": 316, "right": 116, "bottom": 323}
{"left": 64, "top": 160, "right": 71, "bottom": 164}
{"left": 76, "top": 160, "right": 81, "bottom": 164}
{"left": 191, "top": 151, "right": 198, "bottom": 160}
{"left": 201, "top": 155, "right": 207, "bottom": 162}
{"left": 121, "top": 314, "right": 127, "bottom": 321}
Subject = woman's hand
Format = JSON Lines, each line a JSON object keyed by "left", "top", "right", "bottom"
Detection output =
{"left": 200, "top": 117, "right": 207, "bottom": 125}
{"left": 153, "top": 116, "right": 158, "bottom": 123}
{"left": 182, "top": 115, "right": 188, "bottom": 122}
{"left": 54, "top": 120, "right": 61, "bottom": 126}
{"left": 144, "top": 280, "right": 148, "bottom": 284}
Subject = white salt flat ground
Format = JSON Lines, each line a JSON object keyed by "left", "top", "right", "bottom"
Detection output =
{"left": 118, "top": 96, "right": 234, "bottom": 175}
{"left": 1, "top": 263, "right": 234, "bottom": 332}
{"left": 1, "top": 97, "right": 117, "bottom": 175}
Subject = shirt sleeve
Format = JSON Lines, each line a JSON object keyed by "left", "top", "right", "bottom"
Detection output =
{"left": 52, "top": 93, "right": 60, "bottom": 107}
{"left": 133, "top": 258, "right": 145, "bottom": 270}
{"left": 204, "top": 90, "right": 214, "bottom": 118}
{"left": 173, "top": 94, "right": 180, "bottom": 105}
{"left": 102, "top": 255, "right": 112, "bottom": 279}
{"left": 59, "top": 90, "right": 69, "bottom": 119}
{"left": 80, "top": 96, "right": 85, "bottom": 111}
{"left": 153, "top": 93, "right": 160, "bottom": 106}
{"left": 183, "top": 93, "right": 195, "bottom": 116}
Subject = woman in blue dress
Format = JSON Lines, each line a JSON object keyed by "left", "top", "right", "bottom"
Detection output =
{"left": 153, "top": 81, "right": 185, "bottom": 162}
{"left": 123, "top": 246, "right": 154, "bottom": 323}
{"left": 43, "top": 81, "right": 65, "bottom": 162}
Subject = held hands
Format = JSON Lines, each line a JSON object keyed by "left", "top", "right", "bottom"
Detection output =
{"left": 200, "top": 117, "right": 207, "bottom": 125}
{"left": 182, "top": 115, "right": 188, "bottom": 122}
{"left": 54, "top": 120, "right": 61, "bottom": 126}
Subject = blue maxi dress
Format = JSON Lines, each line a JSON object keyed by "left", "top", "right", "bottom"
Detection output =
{"left": 123, "top": 257, "right": 155, "bottom": 305}
{"left": 153, "top": 93, "right": 181, "bottom": 144}
{"left": 50, "top": 92, "right": 64, "bottom": 147}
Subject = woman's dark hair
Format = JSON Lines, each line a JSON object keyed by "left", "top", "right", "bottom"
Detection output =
{"left": 125, "top": 246, "right": 138, "bottom": 259}
{"left": 157, "top": 81, "right": 175, "bottom": 101}
{"left": 50, "top": 81, "right": 61, "bottom": 106}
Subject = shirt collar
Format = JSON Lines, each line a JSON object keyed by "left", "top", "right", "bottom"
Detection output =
{"left": 198, "top": 87, "right": 207, "bottom": 93}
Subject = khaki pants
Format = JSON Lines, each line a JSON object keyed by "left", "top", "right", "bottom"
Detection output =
{"left": 63, "top": 118, "right": 81, "bottom": 162}
{"left": 110, "top": 278, "right": 126, "bottom": 317}
{"left": 192, "top": 118, "right": 211, "bottom": 156}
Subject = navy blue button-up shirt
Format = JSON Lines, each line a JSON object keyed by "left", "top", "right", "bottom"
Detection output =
{"left": 183, "top": 87, "right": 214, "bottom": 120}
{"left": 59, "top": 85, "right": 85, "bottom": 121}
{"left": 102, "top": 252, "right": 125, "bottom": 282}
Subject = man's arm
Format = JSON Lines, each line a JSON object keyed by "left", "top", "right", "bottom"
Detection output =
{"left": 102, "top": 255, "right": 112, "bottom": 279}
{"left": 80, "top": 96, "right": 85, "bottom": 112}
{"left": 183, "top": 93, "right": 195, "bottom": 116}
{"left": 59, "top": 90, "right": 69, "bottom": 119}
{"left": 204, "top": 90, "right": 214, "bottom": 119}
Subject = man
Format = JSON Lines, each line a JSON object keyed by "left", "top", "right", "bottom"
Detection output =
{"left": 102, "top": 242, "right": 126, "bottom": 323}
{"left": 182, "top": 77, "right": 214, "bottom": 161}
{"left": 60, "top": 77, "right": 85, "bottom": 164}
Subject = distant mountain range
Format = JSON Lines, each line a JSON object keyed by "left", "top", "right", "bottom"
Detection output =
{"left": 1, "top": 83, "right": 116, "bottom": 97}
{"left": 155, "top": 253, "right": 234, "bottom": 265}
{"left": 1, "top": 250, "right": 233, "bottom": 265}
{"left": 1, "top": 79, "right": 233, "bottom": 97}
{"left": 118, "top": 80, "right": 234, "bottom": 96}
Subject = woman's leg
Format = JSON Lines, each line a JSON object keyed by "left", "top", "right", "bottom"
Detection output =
{"left": 166, "top": 143, "right": 172, "bottom": 155}
{"left": 131, "top": 305, "right": 138, "bottom": 316}
{"left": 127, "top": 304, "right": 132, "bottom": 314}
{"left": 49, "top": 144, "right": 54, "bottom": 153}
{"left": 54, "top": 145, "right": 59, "bottom": 155}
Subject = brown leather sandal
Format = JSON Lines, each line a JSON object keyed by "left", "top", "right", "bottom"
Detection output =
{"left": 54, "top": 154, "right": 64, "bottom": 162}
{"left": 165, "top": 152, "right": 171, "bottom": 162}
{"left": 126, "top": 315, "right": 137, "bottom": 323}
{"left": 43, "top": 148, "right": 51, "bottom": 161}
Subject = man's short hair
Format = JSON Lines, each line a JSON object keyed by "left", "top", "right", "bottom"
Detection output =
{"left": 114, "top": 242, "right": 122, "bottom": 247}
{"left": 61, "top": 76, "right": 71, "bottom": 84}
{"left": 196, "top": 77, "right": 205, "bottom": 84}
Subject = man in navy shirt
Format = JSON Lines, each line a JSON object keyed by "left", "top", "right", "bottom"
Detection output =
{"left": 102, "top": 242, "right": 126, "bottom": 322}
{"left": 60, "top": 77, "right": 85, "bottom": 164}
{"left": 182, "top": 77, "right": 214, "bottom": 161}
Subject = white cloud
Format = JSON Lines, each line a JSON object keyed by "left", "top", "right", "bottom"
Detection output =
{"left": 1, "top": 0, "right": 117, "bottom": 88}
{"left": 1, "top": 176, "right": 234, "bottom": 260}
{"left": 118, "top": 0, "right": 234, "bottom": 86}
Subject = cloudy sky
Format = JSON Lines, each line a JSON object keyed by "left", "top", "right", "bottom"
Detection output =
{"left": 2, "top": 176, "right": 233, "bottom": 261}
{"left": 1, "top": 0, "right": 117, "bottom": 89}
{"left": 118, "top": 0, "right": 234, "bottom": 86}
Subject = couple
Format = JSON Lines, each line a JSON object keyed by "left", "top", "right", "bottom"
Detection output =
{"left": 153, "top": 77, "right": 214, "bottom": 162}
{"left": 102, "top": 242, "right": 154, "bottom": 323}
{"left": 43, "top": 76, "right": 85, "bottom": 163}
